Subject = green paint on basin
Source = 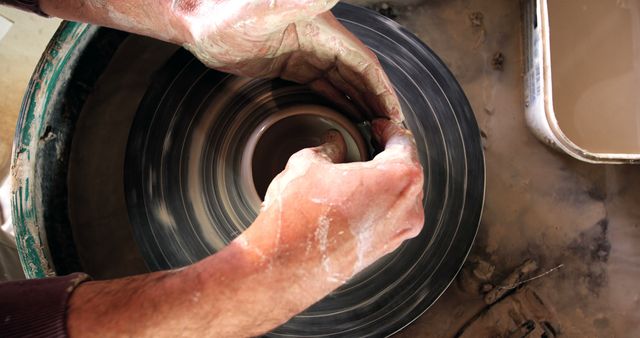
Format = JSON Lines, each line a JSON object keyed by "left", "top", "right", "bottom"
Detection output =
{"left": 11, "top": 22, "right": 96, "bottom": 278}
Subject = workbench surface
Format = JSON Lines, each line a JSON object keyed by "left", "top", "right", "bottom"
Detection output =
{"left": 378, "top": 0, "right": 640, "bottom": 336}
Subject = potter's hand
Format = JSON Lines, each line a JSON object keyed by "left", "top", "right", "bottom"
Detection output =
{"left": 40, "top": 0, "right": 402, "bottom": 121}
{"left": 66, "top": 121, "right": 424, "bottom": 338}
{"left": 182, "top": 1, "right": 402, "bottom": 121}
{"left": 240, "top": 119, "right": 424, "bottom": 285}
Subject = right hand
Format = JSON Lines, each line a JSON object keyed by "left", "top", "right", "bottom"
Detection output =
{"left": 238, "top": 119, "right": 424, "bottom": 284}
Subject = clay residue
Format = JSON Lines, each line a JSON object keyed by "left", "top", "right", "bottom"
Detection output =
{"left": 315, "top": 215, "right": 331, "bottom": 273}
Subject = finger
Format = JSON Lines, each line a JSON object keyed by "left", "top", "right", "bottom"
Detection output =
{"left": 355, "top": 62, "right": 403, "bottom": 122}
{"left": 280, "top": 52, "right": 324, "bottom": 83}
{"left": 286, "top": 129, "right": 347, "bottom": 167}
{"left": 371, "top": 119, "right": 419, "bottom": 163}
{"left": 278, "top": 48, "right": 366, "bottom": 121}
{"left": 371, "top": 119, "right": 410, "bottom": 147}
{"left": 308, "top": 78, "right": 365, "bottom": 121}
{"left": 326, "top": 67, "right": 374, "bottom": 119}
{"left": 315, "top": 13, "right": 404, "bottom": 122}
{"left": 314, "top": 129, "right": 347, "bottom": 163}
{"left": 280, "top": 50, "right": 371, "bottom": 121}
{"left": 338, "top": 51, "right": 403, "bottom": 122}
{"left": 261, "top": 129, "right": 345, "bottom": 210}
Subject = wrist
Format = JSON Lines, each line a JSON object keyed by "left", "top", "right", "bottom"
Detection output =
{"left": 243, "top": 202, "right": 358, "bottom": 286}
{"left": 185, "top": 232, "right": 298, "bottom": 336}
{"left": 161, "top": 0, "right": 196, "bottom": 45}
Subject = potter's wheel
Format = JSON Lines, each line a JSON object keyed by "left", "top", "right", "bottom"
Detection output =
{"left": 122, "top": 4, "right": 484, "bottom": 337}
{"left": 126, "top": 71, "right": 371, "bottom": 267}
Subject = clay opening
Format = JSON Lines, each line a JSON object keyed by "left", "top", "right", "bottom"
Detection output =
{"left": 250, "top": 108, "right": 368, "bottom": 200}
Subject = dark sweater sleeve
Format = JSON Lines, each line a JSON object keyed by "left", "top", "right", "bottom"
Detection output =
{"left": 0, "top": 273, "right": 91, "bottom": 337}
{"left": 0, "top": 0, "right": 48, "bottom": 16}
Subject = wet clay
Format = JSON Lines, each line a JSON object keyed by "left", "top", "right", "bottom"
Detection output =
{"left": 549, "top": 0, "right": 640, "bottom": 154}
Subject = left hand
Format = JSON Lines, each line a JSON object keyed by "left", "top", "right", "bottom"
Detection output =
{"left": 178, "top": 0, "right": 402, "bottom": 121}
{"left": 40, "top": 0, "right": 402, "bottom": 121}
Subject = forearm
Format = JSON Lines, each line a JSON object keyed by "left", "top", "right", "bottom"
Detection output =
{"left": 38, "top": 0, "right": 192, "bottom": 44}
{"left": 67, "top": 208, "right": 351, "bottom": 338}
{"left": 67, "top": 242, "right": 269, "bottom": 337}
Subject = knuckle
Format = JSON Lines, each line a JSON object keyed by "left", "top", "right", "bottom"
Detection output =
{"left": 407, "top": 225, "right": 422, "bottom": 239}
{"left": 406, "top": 212, "right": 425, "bottom": 238}
{"left": 376, "top": 161, "right": 421, "bottom": 185}
{"left": 398, "top": 162, "right": 423, "bottom": 184}
{"left": 289, "top": 148, "right": 315, "bottom": 163}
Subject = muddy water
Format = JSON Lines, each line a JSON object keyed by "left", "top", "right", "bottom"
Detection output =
{"left": 549, "top": 0, "right": 640, "bottom": 154}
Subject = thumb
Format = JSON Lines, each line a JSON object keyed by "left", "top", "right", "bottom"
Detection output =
{"left": 285, "top": 129, "right": 346, "bottom": 169}
{"left": 285, "top": 129, "right": 347, "bottom": 167}
{"left": 261, "top": 128, "right": 344, "bottom": 210}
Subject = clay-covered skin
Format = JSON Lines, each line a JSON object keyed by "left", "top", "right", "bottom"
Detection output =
{"left": 66, "top": 120, "right": 423, "bottom": 337}
{"left": 40, "top": 0, "right": 402, "bottom": 121}
{"left": 36, "top": 0, "right": 423, "bottom": 336}
{"left": 182, "top": 1, "right": 402, "bottom": 121}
